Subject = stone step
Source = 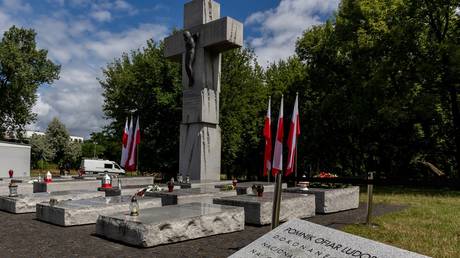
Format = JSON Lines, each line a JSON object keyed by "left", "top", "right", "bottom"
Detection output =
{"left": 213, "top": 192, "right": 316, "bottom": 225}
{"left": 145, "top": 187, "right": 236, "bottom": 206}
{"left": 96, "top": 202, "right": 244, "bottom": 247}
{"left": 0, "top": 190, "right": 104, "bottom": 214}
{"left": 36, "top": 195, "right": 162, "bottom": 226}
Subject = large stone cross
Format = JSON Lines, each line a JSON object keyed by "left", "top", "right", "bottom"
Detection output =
{"left": 164, "top": 0, "right": 243, "bottom": 181}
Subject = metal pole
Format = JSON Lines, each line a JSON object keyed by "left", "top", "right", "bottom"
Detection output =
{"left": 271, "top": 172, "right": 283, "bottom": 229}
{"left": 366, "top": 171, "right": 375, "bottom": 226}
{"left": 294, "top": 140, "right": 298, "bottom": 185}
{"left": 268, "top": 169, "right": 270, "bottom": 183}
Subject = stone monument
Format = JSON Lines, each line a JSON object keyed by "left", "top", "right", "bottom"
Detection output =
{"left": 164, "top": 0, "right": 243, "bottom": 181}
{"left": 230, "top": 219, "right": 430, "bottom": 258}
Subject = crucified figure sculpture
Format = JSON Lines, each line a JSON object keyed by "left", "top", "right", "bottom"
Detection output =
{"left": 183, "top": 30, "right": 199, "bottom": 87}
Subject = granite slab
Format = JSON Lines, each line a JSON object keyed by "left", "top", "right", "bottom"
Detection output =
{"left": 177, "top": 180, "right": 232, "bottom": 189}
{"left": 33, "top": 177, "right": 156, "bottom": 193}
{"left": 145, "top": 187, "right": 236, "bottom": 206}
{"left": 285, "top": 186, "right": 360, "bottom": 214}
{"left": 215, "top": 181, "right": 287, "bottom": 195}
{"left": 0, "top": 190, "right": 105, "bottom": 214}
{"left": 213, "top": 192, "right": 315, "bottom": 225}
{"left": 96, "top": 202, "right": 244, "bottom": 247}
{"left": 230, "top": 218, "right": 430, "bottom": 258}
{"left": 36, "top": 195, "right": 162, "bottom": 226}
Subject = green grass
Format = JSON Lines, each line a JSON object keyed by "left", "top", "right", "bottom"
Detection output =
{"left": 342, "top": 187, "right": 460, "bottom": 258}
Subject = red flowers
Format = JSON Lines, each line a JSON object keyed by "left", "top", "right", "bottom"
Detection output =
{"left": 316, "top": 171, "right": 338, "bottom": 179}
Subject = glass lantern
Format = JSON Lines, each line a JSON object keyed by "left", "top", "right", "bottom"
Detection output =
{"left": 8, "top": 183, "right": 18, "bottom": 197}
{"left": 129, "top": 196, "right": 139, "bottom": 216}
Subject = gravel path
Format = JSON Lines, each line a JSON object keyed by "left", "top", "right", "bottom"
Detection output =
{"left": 0, "top": 202, "right": 406, "bottom": 258}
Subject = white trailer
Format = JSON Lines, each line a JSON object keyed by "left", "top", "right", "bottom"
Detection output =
{"left": 0, "top": 141, "right": 31, "bottom": 178}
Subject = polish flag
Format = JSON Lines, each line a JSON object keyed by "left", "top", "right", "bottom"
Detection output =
{"left": 263, "top": 97, "right": 272, "bottom": 176}
{"left": 126, "top": 116, "right": 140, "bottom": 171}
{"left": 286, "top": 94, "right": 300, "bottom": 176}
{"left": 120, "top": 117, "right": 129, "bottom": 168}
{"left": 124, "top": 116, "right": 134, "bottom": 168}
{"left": 272, "top": 96, "right": 283, "bottom": 176}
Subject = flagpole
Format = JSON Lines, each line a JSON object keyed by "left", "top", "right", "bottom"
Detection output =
{"left": 294, "top": 92, "right": 299, "bottom": 185}
{"left": 136, "top": 134, "right": 140, "bottom": 176}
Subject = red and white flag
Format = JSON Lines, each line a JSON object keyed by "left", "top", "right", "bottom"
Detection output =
{"left": 120, "top": 117, "right": 129, "bottom": 167}
{"left": 286, "top": 94, "right": 300, "bottom": 176}
{"left": 263, "top": 97, "right": 272, "bottom": 176}
{"left": 124, "top": 116, "right": 134, "bottom": 168}
{"left": 272, "top": 96, "right": 284, "bottom": 176}
{"left": 126, "top": 116, "right": 140, "bottom": 171}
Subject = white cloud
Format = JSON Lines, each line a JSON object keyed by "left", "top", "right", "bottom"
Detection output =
{"left": 2, "top": 0, "right": 32, "bottom": 13}
{"left": 30, "top": 18, "right": 168, "bottom": 137}
{"left": 0, "top": 10, "right": 14, "bottom": 33}
{"left": 246, "top": 0, "right": 339, "bottom": 67}
{"left": 0, "top": 1, "right": 161, "bottom": 137}
{"left": 85, "top": 24, "right": 168, "bottom": 59}
{"left": 91, "top": 10, "right": 112, "bottom": 22}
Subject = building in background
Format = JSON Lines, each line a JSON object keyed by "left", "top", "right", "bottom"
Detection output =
{"left": 0, "top": 141, "right": 31, "bottom": 178}
{"left": 24, "top": 130, "right": 84, "bottom": 143}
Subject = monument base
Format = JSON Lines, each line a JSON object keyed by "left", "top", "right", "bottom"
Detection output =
{"left": 284, "top": 186, "right": 359, "bottom": 213}
{"left": 96, "top": 202, "right": 244, "bottom": 247}
{"left": 145, "top": 187, "right": 236, "bottom": 206}
{"left": 213, "top": 192, "right": 315, "bottom": 225}
{"left": 0, "top": 190, "right": 104, "bottom": 213}
{"left": 215, "top": 181, "right": 287, "bottom": 195}
{"left": 179, "top": 124, "right": 221, "bottom": 181}
{"left": 36, "top": 195, "right": 162, "bottom": 226}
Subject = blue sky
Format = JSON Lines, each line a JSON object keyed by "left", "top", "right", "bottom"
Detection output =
{"left": 0, "top": 0, "right": 339, "bottom": 138}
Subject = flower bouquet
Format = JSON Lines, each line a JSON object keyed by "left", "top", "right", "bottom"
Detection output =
{"left": 309, "top": 171, "right": 348, "bottom": 189}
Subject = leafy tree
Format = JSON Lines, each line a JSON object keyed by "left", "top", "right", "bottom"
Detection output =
{"left": 294, "top": 0, "right": 460, "bottom": 179}
{"left": 81, "top": 131, "right": 117, "bottom": 161}
{"left": 45, "top": 117, "right": 71, "bottom": 165}
{"left": 29, "top": 134, "right": 54, "bottom": 168}
{"left": 64, "top": 141, "right": 82, "bottom": 168}
{"left": 220, "top": 48, "right": 268, "bottom": 178}
{"left": 0, "top": 26, "right": 60, "bottom": 138}
{"left": 100, "top": 40, "right": 181, "bottom": 175}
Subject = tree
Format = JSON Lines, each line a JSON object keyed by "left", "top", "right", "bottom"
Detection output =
{"left": 294, "top": 0, "right": 460, "bottom": 178}
{"left": 0, "top": 26, "right": 60, "bottom": 138}
{"left": 29, "top": 134, "right": 54, "bottom": 168}
{"left": 100, "top": 40, "right": 181, "bottom": 175}
{"left": 64, "top": 141, "right": 82, "bottom": 168}
{"left": 81, "top": 131, "right": 116, "bottom": 160}
{"left": 45, "top": 117, "right": 71, "bottom": 165}
{"left": 220, "top": 48, "right": 268, "bottom": 178}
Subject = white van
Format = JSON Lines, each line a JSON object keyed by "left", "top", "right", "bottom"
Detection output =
{"left": 80, "top": 159, "right": 125, "bottom": 175}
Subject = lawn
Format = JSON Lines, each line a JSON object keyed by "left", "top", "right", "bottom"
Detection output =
{"left": 343, "top": 187, "right": 460, "bottom": 258}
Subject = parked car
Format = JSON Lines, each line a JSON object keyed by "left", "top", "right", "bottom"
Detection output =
{"left": 80, "top": 159, "right": 125, "bottom": 175}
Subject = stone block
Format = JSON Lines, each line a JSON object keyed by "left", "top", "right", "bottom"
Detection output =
{"left": 96, "top": 202, "right": 244, "bottom": 247}
{"left": 213, "top": 192, "right": 315, "bottom": 225}
{"left": 182, "top": 88, "right": 219, "bottom": 124}
{"left": 230, "top": 219, "right": 430, "bottom": 258}
{"left": 0, "top": 190, "right": 104, "bottom": 214}
{"left": 33, "top": 176, "right": 156, "bottom": 193}
{"left": 0, "top": 183, "right": 33, "bottom": 196}
{"left": 184, "top": 0, "right": 220, "bottom": 29}
{"left": 177, "top": 180, "right": 232, "bottom": 189}
{"left": 145, "top": 187, "right": 236, "bottom": 206}
{"left": 284, "top": 186, "right": 359, "bottom": 214}
{"left": 179, "top": 124, "right": 221, "bottom": 181}
{"left": 36, "top": 195, "right": 162, "bottom": 226}
{"left": 215, "top": 181, "right": 287, "bottom": 195}
{"left": 165, "top": 17, "right": 243, "bottom": 60}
